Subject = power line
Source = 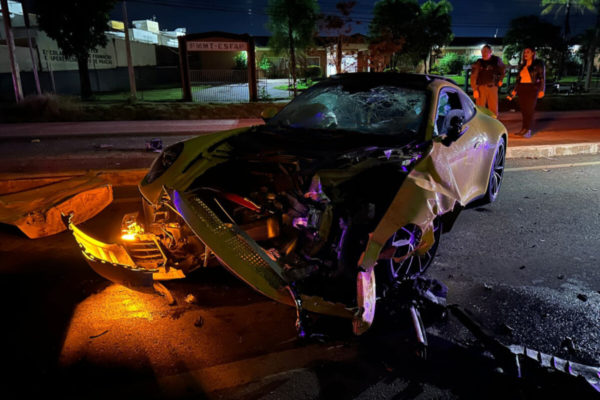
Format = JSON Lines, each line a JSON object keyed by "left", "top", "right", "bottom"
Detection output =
{"left": 126, "top": 0, "right": 594, "bottom": 32}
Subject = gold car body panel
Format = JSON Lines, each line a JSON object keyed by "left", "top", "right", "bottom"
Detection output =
{"left": 362, "top": 81, "right": 506, "bottom": 269}
{"left": 354, "top": 80, "right": 507, "bottom": 333}
{"left": 139, "top": 128, "right": 248, "bottom": 205}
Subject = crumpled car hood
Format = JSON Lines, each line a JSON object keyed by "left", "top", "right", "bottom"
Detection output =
{"left": 139, "top": 125, "right": 428, "bottom": 205}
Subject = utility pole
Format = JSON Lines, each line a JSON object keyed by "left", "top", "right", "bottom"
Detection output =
{"left": 122, "top": 1, "right": 137, "bottom": 101}
{"left": 22, "top": 0, "right": 41, "bottom": 95}
{"left": 1, "top": 0, "right": 24, "bottom": 102}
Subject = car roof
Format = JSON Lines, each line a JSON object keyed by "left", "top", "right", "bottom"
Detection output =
{"left": 326, "top": 72, "right": 458, "bottom": 90}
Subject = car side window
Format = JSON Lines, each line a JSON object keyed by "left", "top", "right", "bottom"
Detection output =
{"left": 459, "top": 91, "right": 476, "bottom": 121}
{"left": 435, "top": 90, "right": 465, "bottom": 135}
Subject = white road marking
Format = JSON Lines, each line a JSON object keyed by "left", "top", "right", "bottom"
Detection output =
{"left": 506, "top": 161, "right": 600, "bottom": 172}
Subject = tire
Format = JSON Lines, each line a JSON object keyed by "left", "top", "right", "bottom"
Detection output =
{"left": 385, "top": 219, "right": 442, "bottom": 282}
{"left": 481, "top": 136, "right": 506, "bottom": 204}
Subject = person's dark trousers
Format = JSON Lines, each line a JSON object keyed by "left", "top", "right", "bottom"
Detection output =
{"left": 516, "top": 83, "right": 538, "bottom": 130}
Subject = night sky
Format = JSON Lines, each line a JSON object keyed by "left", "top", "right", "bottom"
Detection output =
{"left": 112, "top": 0, "right": 598, "bottom": 38}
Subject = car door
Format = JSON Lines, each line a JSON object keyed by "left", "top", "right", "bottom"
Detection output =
{"left": 432, "top": 87, "right": 482, "bottom": 203}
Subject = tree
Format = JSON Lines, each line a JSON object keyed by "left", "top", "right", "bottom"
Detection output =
{"left": 419, "top": 0, "right": 454, "bottom": 73}
{"left": 541, "top": 0, "right": 599, "bottom": 88}
{"left": 541, "top": 0, "right": 595, "bottom": 79}
{"left": 579, "top": 0, "right": 600, "bottom": 90}
{"left": 436, "top": 52, "right": 466, "bottom": 75}
{"left": 541, "top": 0, "right": 595, "bottom": 37}
{"left": 573, "top": 27, "right": 598, "bottom": 76}
{"left": 369, "top": 0, "right": 452, "bottom": 72}
{"left": 36, "top": 0, "right": 116, "bottom": 99}
{"left": 319, "top": 1, "right": 359, "bottom": 74}
{"left": 267, "top": 0, "right": 320, "bottom": 96}
{"left": 369, "top": 0, "right": 421, "bottom": 70}
{"left": 233, "top": 52, "right": 248, "bottom": 70}
{"left": 503, "top": 15, "right": 567, "bottom": 79}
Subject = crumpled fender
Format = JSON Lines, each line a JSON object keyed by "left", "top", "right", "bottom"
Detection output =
{"left": 353, "top": 142, "right": 463, "bottom": 334}
{"left": 139, "top": 128, "right": 249, "bottom": 205}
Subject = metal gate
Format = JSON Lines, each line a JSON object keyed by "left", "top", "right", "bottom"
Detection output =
{"left": 190, "top": 69, "right": 249, "bottom": 102}
{"left": 256, "top": 69, "right": 294, "bottom": 101}
{"left": 179, "top": 33, "right": 257, "bottom": 102}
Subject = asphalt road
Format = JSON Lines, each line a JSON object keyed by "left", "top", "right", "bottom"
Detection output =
{"left": 0, "top": 154, "right": 599, "bottom": 399}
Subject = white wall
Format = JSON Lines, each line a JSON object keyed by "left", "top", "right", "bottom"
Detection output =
{"left": 30, "top": 31, "right": 157, "bottom": 73}
{"left": 0, "top": 44, "right": 33, "bottom": 71}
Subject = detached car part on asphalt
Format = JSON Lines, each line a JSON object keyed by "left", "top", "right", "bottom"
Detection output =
{"left": 0, "top": 173, "right": 112, "bottom": 239}
{"left": 69, "top": 73, "right": 508, "bottom": 335}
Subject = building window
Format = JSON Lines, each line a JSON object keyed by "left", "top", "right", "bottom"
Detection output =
{"left": 306, "top": 57, "right": 320, "bottom": 66}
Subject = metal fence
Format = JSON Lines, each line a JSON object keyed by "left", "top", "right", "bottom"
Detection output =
{"left": 257, "top": 69, "right": 293, "bottom": 101}
{"left": 189, "top": 69, "right": 250, "bottom": 102}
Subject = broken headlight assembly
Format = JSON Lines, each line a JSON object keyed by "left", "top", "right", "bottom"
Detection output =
{"left": 144, "top": 142, "right": 184, "bottom": 184}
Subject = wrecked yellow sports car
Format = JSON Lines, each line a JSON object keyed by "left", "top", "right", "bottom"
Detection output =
{"left": 70, "top": 73, "right": 507, "bottom": 335}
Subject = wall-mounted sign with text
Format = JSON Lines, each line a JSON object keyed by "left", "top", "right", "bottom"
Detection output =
{"left": 187, "top": 41, "right": 248, "bottom": 52}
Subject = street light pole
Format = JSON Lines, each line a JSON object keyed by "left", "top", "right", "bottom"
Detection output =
{"left": 1, "top": 0, "right": 24, "bottom": 102}
{"left": 122, "top": 1, "right": 137, "bottom": 101}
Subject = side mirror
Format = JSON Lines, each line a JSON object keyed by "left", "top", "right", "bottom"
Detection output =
{"left": 260, "top": 107, "right": 278, "bottom": 122}
{"left": 436, "top": 116, "right": 466, "bottom": 146}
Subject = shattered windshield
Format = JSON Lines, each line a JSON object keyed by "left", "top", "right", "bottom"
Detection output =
{"left": 269, "top": 84, "right": 428, "bottom": 136}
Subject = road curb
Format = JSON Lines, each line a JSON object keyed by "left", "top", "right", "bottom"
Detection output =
{"left": 506, "top": 142, "right": 600, "bottom": 159}
{"left": 499, "top": 110, "right": 600, "bottom": 122}
{"left": 0, "top": 168, "right": 148, "bottom": 195}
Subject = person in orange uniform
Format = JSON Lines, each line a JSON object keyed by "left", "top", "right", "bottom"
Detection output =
{"left": 470, "top": 44, "right": 506, "bottom": 117}
{"left": 507, "top": 47, "right": 546, "bottom": 138}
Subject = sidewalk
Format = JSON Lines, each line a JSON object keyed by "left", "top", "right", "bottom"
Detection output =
{"left": 498, "top": 110, "right": 600, "bottom": 158}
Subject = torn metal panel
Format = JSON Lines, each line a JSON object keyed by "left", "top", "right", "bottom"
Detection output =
{"left": 0, "top": 173, "right": 112, "bottom": 238}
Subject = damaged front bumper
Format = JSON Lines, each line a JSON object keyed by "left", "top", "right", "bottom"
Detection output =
{"left": 67, "top": 216, "right": 185, "bottom": 299}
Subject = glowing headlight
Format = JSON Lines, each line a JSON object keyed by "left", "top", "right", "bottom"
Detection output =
{"left": 144, "top": 142, "right": 184, "bottom": 184}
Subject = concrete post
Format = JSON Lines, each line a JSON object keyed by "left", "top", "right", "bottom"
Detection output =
{"left": 122, "top": 1, "right": 137, "bottom": 101}
{"left": 1, "top": 0, "right": 23, "bottom": 102}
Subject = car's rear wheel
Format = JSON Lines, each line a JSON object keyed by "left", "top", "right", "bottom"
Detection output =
{"left": 386, "top": 219, "right": 442, "bottom": 282}
{"left": 482, "top": 137, "right": 506, "bottom": 204}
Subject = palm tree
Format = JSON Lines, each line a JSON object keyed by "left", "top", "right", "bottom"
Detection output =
{"left": 541, "top": 0, "right": 599, "bottom": 89}
{"left": 542, "top": 0, "right": 584, "bottom": 38}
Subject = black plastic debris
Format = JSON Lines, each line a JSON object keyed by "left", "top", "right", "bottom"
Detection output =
{"left": 577, "top": 294, "right": 588, "bottom": 302}
{"left": 146, "top": 138, "right": 163, "bottom": 152}
{"left": 380, "top": 277, "right": 448, "bottom": 359}
{"left": 561, "top": 337, "right": 578, "bottom": 354}
{"left": 498, "top": 323, "right": 514, "bottom": 336}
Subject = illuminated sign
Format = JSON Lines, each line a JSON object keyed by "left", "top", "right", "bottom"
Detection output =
{"left": 187, "top": 41, "right": 248, "bottom": 52}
